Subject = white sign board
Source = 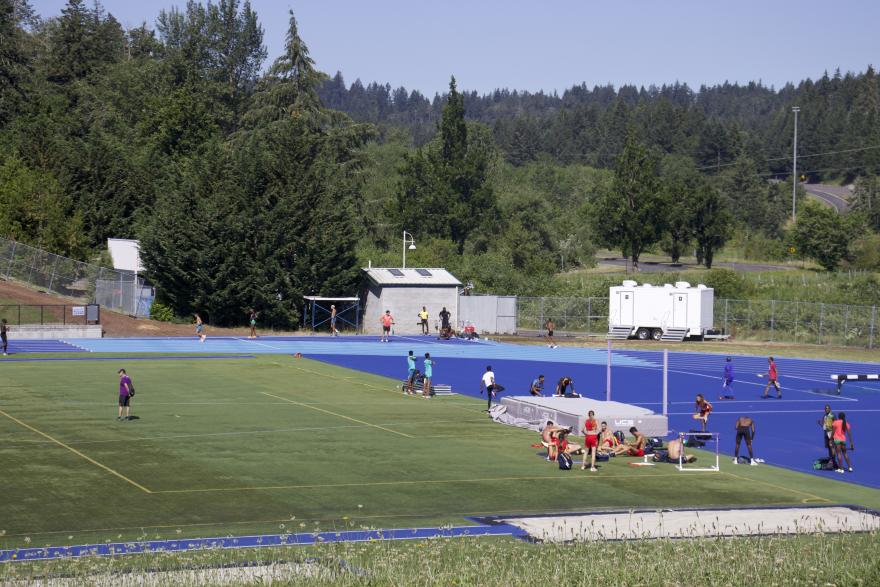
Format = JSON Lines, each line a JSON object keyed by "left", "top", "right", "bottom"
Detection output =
{"left": 72, "top": 306, "right": 85, "bottom": 316}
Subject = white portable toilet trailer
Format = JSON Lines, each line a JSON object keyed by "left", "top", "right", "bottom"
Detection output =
{"left": 608, "top": 280, "right": 714, "bottom": 341}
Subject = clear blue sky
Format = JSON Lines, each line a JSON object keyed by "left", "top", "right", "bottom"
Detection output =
{"left": 31, "top": 0, "right": 880, "bottom": 96}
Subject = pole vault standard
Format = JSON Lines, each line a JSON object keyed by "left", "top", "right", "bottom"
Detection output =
{"left": 605, "top": 342, "right": 670, "bottom": 419}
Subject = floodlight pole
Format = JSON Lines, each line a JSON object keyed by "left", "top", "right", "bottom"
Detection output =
{"left": 402, "top": 231, "right": 416, "bottom": 268}
{"left": 792, "top": 106, "right": 800, "bottom": 222}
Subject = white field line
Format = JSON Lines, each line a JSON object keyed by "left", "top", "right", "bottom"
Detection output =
{"left": 236, "top": 337, "right": 284, "bottom": 350}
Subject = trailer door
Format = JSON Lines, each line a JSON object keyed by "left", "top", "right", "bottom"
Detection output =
{"left": 619, "top": 291, "right": 634, "bottom": 325}
{"left": 672, "top": 293, "right": 688, "bottom": 327}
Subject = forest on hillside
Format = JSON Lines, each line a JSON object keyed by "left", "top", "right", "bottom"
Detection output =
{"left": 1, "top": 0, "right": 879, "bottom": 327}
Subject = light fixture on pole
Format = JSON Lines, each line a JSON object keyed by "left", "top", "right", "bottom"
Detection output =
{"left": 791, "top": 106, "right": 800, "bottom": 222}
{"left": 402, "top": 231, "right": 416, "bottom": 268}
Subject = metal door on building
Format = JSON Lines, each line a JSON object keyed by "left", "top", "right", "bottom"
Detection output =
{"left": 619, "top": 291, "right": 634, "bottom": 325}
{"left": 672, "top": 294, "right": 688, "bottom": 327}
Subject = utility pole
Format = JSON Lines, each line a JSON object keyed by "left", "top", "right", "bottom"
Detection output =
{"left": 791, "top": 106, "right": 800, "bottom": 222}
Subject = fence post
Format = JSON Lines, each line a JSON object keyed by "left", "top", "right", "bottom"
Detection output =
{"left": 870, "top": 306, "right": 876, "bottom": 349}
{"left": 563, "top": 302, "right": 568, "bottom": 332}
{"left": 770, "top": 299, "right": 775, "bottom": 341}
{"left": 747, "top": 300, "right": 752, "bottom": 335}
{"left": 844, "top": 306, "right": 849, "bottom": 345}
{"left": 47, "top": 255, "right": 59, "bottom": 293}
{"left": 539, "top": 297, "right": 544, "bottom": 331}
{"left": 5, "top": 240, "right": 16, "bottom": 279}
{"left": 819, "top": 303, "right": 824, "bottom": 344}
{"left": 724, "top": 298, "right": 729, "bottom": 334}
{"left": 587, "top": 297, "right": 592, "bottom": 335}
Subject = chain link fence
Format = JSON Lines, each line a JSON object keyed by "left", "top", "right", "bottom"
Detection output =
{"left": 0, "top": 236, "right": 155, "bottom": 317}
{"left": 517, "top": 296, "right": 877, "bottom": 348}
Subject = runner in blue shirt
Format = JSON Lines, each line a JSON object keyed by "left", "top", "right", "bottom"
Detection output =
{"left": 423, "top": 353, "right": 434, "bottom": 398}
{"left": 721, "top": 357, "right": 735, "bottom": 399}
{"left": 405, "top": 350, "right": 416, "bottom": 395}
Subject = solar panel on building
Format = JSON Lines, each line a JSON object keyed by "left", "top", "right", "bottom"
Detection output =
{"left": 387, "top": 268, "right": 405, "bottom": 277}
{"left": 415, "top": 269, "right": 432, "bottom": 277}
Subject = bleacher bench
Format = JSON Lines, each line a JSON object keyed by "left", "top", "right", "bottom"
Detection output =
{"left": 400, "top": 380, "right": 454, "bottom": 395}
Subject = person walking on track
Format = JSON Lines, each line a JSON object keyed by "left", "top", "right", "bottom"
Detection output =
{"left": 380, "top": 310, "right": 395, "bottom": 342}
{"left": 330, "top": 305, "right": 339, "bottom": 336}
{"left": 760, "top": 356, "right": 781, "bottom": 399}
{"left": 720, "top": 357, "right": 734, "bottom": 399}
{"left": 545, "top": 318, "right": 557, "bottom": 348}
{"left": 831, "top": 412, "right": 854, "bottom": 473}
{"left": 248, "top": 309, "right": 258, "bottom": 339}
{"left": 194, "top": 313, "right": 206, "bottom": 343}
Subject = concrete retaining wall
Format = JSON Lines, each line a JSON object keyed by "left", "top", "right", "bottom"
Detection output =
{"left": 8, "top": 325, "right": 103, "bottom": 339}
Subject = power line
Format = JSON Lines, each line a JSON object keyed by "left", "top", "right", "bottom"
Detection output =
{"left": 756, "top": 164, "right": 871, "bottom": 178}
{"left": 697, "top": 144, "right": 880, "bottom": 171}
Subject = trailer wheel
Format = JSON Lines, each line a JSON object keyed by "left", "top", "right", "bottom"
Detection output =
{"left": 651, "top": 328, "right": 663, "bottom": 341}
{"left": 636, "top": 327, "right": 650, "bottom": 340}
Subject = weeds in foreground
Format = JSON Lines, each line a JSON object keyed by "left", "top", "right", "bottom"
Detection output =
{"left": 2, "top": 531, "right": 878, "bottom": 586}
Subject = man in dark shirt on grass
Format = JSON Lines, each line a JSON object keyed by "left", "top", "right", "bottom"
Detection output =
{"left": 118, "top": 369, "right": 133, "bottom": 421}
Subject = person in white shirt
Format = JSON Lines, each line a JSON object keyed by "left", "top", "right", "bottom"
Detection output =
{"left": 480, "top": 365, "right": 504, "bottom": 412}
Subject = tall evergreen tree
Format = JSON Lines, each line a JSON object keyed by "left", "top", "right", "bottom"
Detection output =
{"left": 142, "top": 9, "right": 371, "bottom": 327}
{"left": 688, "top": 178, "right": 731, "bottom": 268}
{"left": 393, "top": 77, "right": 497, "bottom": 250}
{"left": 590, "top": 132, "right": 664, "bottom": 271}
{"left": 0, "top": 0, "right": 33, "bottom": 127}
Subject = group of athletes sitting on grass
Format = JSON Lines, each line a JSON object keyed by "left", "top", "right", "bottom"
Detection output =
{"left": 539, "top": 412, "right": 699, "bottom": 471}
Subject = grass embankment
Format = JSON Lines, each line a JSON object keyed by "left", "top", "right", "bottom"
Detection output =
{"left": 3, "top": 533, "right": 879, "bottom": 585}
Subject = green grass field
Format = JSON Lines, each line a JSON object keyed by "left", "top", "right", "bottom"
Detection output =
{"left": 2, "top": 355, "right": 879, "bottom": 554}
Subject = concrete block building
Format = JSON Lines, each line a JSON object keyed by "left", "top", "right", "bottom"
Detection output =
{"left": 362, "top": 268, "right": 461, "bottom": 335}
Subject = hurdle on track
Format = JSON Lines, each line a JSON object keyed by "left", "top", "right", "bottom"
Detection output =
{"left": 677, "top": 432, "right": 720, "bottom": 472}
{"left": 830, "top": 373, "right": 879, "bottom": 395}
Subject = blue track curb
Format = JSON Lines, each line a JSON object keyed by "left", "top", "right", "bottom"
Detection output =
{"left": 0, "top": 524, "right": 524, "bottom": 562}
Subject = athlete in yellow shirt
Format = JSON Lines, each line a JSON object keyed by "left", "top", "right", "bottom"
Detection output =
{"left": 418, "top": 306, "right": 429, "bottom": 335}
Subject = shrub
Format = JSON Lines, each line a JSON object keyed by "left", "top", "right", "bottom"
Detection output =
{"left": 149, "top": 301, "right": 175, "bottom": 322}
{"left": 847, "top": 233, "right": 880, "bottom": 271}
{"left": 701, "top": 268, "right": 754, "bottom": 299}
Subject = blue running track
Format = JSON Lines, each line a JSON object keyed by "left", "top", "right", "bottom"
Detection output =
{"left": 7, "top": 335, "right": 880, "bottom": 489}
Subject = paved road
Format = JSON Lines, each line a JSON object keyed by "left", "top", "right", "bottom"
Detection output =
{"left": 596, "top": 258, "right": 797, "bottom": 273}
{"left": 803, "top": 183, "right": 851, "bottom": 213}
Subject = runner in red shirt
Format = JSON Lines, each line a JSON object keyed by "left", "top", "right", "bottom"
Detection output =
{"left": 760, "top": 356, "right": 782, "bottom": 399}
{"left": 380, "top": 310, "right": 395, "bottom": 343}
{"left": 581, "top": 410, "right": 599, "bottom": 471}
